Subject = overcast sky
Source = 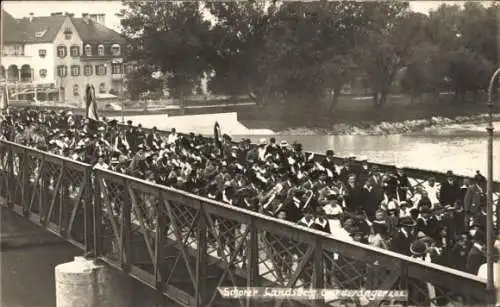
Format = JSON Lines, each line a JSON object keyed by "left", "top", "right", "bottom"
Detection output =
{"left": 2, "top": 1, "right": 494, "bottom": 32}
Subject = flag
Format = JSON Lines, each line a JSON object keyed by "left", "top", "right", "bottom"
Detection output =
{"left": 0, "top": 84, "right": 9, "bottom": 111}
{"left": 214, "top": 121, "right": 222, "bottom": 152}
{"left": 85, "top": 84, "right": 98, "bottom": 121}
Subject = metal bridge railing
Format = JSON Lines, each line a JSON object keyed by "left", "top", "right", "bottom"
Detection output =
{"left": 0, "top": 139, "right": 495, "bottom": 307}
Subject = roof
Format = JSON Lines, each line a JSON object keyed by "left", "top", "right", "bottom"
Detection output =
{"left": 15, "top": 15, "right": 66, "bottom": 43}
{"left": 1, "top": 9, "right": 28, "bottom": 43}
{"left": 71, "top": 18, "right": 127, "bottom": 44}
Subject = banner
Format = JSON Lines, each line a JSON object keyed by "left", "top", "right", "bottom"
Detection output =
{"left": 0, "top": 85, "right": 9, "bottom": 111}
{"left": 85, "top": 84, "right": 98, "bottom": 121}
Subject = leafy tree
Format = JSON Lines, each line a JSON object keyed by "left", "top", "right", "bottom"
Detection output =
{"left": 353, "top": 2, "right": 428, "bottom": 107}
{"left": 205, "top": 1, "right": 278, "bottom": 100}
{"left": 118, "top": 1, "right": 212, "bottom": 102}
{"left": 124, "top": 66, "right": 162, "bottom": 101}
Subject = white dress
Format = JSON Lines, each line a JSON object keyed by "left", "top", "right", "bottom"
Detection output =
{"left": 323, "top": 204, "right": 352, "bottom": 242}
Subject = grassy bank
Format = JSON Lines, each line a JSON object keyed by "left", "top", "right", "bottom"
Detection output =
{"left": 240, "top": 93, "right": 499, "bottom": 132}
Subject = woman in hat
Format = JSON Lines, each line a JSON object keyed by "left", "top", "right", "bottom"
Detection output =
{"left": 408, "top": 238, "right": 434, "bottom": 305}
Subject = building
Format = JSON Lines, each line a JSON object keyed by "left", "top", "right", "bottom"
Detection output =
{"left": 1, "top": 9, "right": 131, "bottom": 104}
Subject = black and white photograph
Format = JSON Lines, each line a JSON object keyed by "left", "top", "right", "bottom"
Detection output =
{"left": 0, "top": 1, "right": 499, "bottom": 306}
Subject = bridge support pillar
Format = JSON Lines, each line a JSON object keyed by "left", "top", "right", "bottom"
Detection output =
{"left": 55, "top": 256, "right": 131, "bottom": 307}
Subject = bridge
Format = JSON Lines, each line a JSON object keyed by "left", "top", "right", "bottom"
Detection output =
{"left": 0, "top": 135, "right": 497, "bottom": 307}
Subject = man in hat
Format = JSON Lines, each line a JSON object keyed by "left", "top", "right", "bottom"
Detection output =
{"left": 321, "top": 150, "right": 337, "bottom": 179}
{"left": 440, "top": 171, "right": 461, "bottom": 207}
{"left": 125, "top": 120, "right": 136, "bottom": 152}
{"left": 466, "top": 230, "right": 486, "bottom": 274}
{"left": 391, "top": 217, "right": 416, "bottom": 256}
{"left": 464, "top": 176, "right": 484, "bottom": 229}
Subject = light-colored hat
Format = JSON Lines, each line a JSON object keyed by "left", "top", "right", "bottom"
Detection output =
{"left": 259, "top": 138, "right": 267, "bottom": 145}
{"left": 280, "top": 140, "right": 289, "bottom": 147}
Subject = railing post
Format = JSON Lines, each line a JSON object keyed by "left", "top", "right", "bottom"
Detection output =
{"left": 246, "top": 216, "right": 259, "bottom": 307}
{"left": 312, "top": 236, "right": 325, "bottom": 307}
{"left": 155, "top": 189, "right": 165, "bottom": 291}
{"left": 39, "top": 154, "right": 46, "bottom": 224}
{"left": 121, "top": 178, "right": 131, "bottom": 272}
{"left": 399, "top": 261, "right": 408, "bottom": 307}
{"left": 93, "top": 170, "right": 103, "bottom": 257}
{"left": 58, "top": 160, "right": 66, "bottom": 236}
{"left": 83, "top": 166, "right": 94, "bottom": 254}
{"left": 6, "top": 144, "right": 13, "bottom": 208}
{"left": 195, "top": 202, "right": 208, "bottom": 307}
{"left": 21, "top": 148, "right": 29, "bottom": 217}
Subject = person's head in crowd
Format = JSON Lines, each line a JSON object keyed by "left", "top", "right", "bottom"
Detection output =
{"left": 269, "top": 137, "right": 276, "bottom": 145}
{"left": 446, "top": 171, "right": 455, "bottom": 184}
{"left": 171, "top": 128, "right": 176, "bottom": 134}
{"left": 420, "top": 207, "right": 432, "bottom": 219}
{"left": 350, "top": 226, "right": 364, "bottom": 242}
{"left": 326, "top": 149, "right": 334, "bottom": 158}
{"left": 428, "top": 176, "right": 436, "bottom": 186}
{"left": 280, "top": 140, "right": 289, "bottom": 149}
{"left": 276, "top": 209, "right": 287, "bottom": 220}
{"left": 293, "top": 142, "right": 302, "bottom": 152}
{"left": 347, "top": 173, "right": 356, "bottom": 186}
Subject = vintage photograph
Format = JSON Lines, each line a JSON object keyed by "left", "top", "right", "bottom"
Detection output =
{"left": 0, "top": 1, "right": 499, "bottom": 306}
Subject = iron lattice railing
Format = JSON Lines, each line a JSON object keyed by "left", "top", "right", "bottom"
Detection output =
{"left": 0, "top": 139, "right": 495, "bottom": 307}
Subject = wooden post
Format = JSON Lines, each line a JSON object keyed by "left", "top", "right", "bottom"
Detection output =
{"left": 121, "top": 178, "right": 131, "bottom": 272}
{"left": 21, "top": 148, "right": 29, "bottom": 217}
{"left": 83, "top": 167, "right": 93, "bottom": 254}
{"left": 93, "top": 171, "right": 102, "bottom": 257}
{"left": 246, "top": 217, "right": 259, "bottom": 307}
{"left": 195, "top": 203, "right": 208, "bottom": 307}
{"left": 312, "top": 236, "right": 325, "bottom": 307}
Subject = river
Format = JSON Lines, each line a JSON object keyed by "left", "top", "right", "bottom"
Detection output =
{"left": 242, "top": 121, "right": 500, "bottom": 181}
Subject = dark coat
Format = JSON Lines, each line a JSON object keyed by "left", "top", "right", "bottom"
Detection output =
{"left": 464, "top": 185, "right": 483, "bottom": 214}
{"left": 440, "top": 180, "right": 461, "bottom": 206}
{"left": 390, "top": 229, "right": 414, "bottom": 256}
{"left": 344, "top": 183, "right": 363, "bottom": 213}
{"left": 466, "top": 245, "right": 486, "bottom": 274}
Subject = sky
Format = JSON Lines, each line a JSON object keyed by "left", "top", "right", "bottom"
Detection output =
{"left": 2, "top": 1, "right": 494, "bottom": 32}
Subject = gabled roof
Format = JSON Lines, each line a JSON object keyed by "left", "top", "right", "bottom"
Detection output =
{"left": 71, "top": 18, "right": 127, "bottom": 44}
{"left": 1, "top": 9, "right": 28, "bottom": 43}
{"left": 15, "top": 15, "right": 66, "bottom": 43}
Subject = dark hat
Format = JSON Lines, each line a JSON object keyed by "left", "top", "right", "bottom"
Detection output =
{"left": 326, "top": 150, "right": 334, "bottom": 156}
{"left": 473, "top": 230, "right": 486, "bottom": 243}
{"left": 420, "top": 208, "right": 432, "bottom": 214}
{"left": 127, "top": 120, "right": 132, "bottom": 124}
{"left": 446, "top": 170, "right": 454, "bottom": 177}
{"left": 108, "top": 119, "right": 118, "bottom": 126}
{"left": 399, "top": 217, "right": 416, "bottom": 227}
{"left": 410, "top": 239, "right": 428, "bottom": 256}
{"left": 349, "top": 226, "right": 364, "bottom": 236}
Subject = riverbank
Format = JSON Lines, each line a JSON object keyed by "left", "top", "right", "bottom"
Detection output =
{"left": 279, "top": 113, "right": 500, "bottom": 136}
{"left": 241, "top": 93, "right": 500, "bottom": 135}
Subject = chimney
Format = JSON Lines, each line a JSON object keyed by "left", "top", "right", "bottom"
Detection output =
{"left": 90, "top": 14, "right": 97, "bottom": 23}
{"left": 82, "top": 13, "right": 89, "bottom": 24}
{"left": 28, "top": 12, "right": 34, "bottom": 22}
{"left": 96, "top": 14, "right": 105, "bottom": 25}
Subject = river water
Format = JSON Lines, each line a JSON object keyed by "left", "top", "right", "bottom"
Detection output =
{"left": 242, "top": 122, "right": 500, "bottom": 181}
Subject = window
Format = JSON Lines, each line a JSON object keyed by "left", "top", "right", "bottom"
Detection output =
{"left": 14, "top": 45, "right": 23, "bottom": 56}
{"left": 71, "top": 65, "right": 80, "bottom": 76}
{"left": 39, "top": 69, "right": 47, "bottom": 78}
{"left": 99, "top": 83, "right": 105, "bottom": 94}
{"left": 95, "top": 64, "right": 106, "bottom": 76}
{"left": 111, "top": 63, "right": 122, "bottom": 74}
{"left": 84, "top": 44, "right": 92, "bottom": 56}
{"left": 57, "top": 65, "right": 67, "bottom": 77}
{"left": 35, "top": 30, "right": 47, "bottom": 38}
{"left": 97, "top": 44, "right": 105, "bottom": 56}
{"left": 64, "top": 27, "right": 72, "bottom": 40}
{"left": 73, "top": 84, "right": 79, "bottom": 97}
{"left": 83, "top": 65, "right": 93, "bottom": 76}
{"left": 38, "top": 49, "right": 47, "bottom": 58}
{"left": 111, "top": 44, "right": 121, "bottom": 56}
{"left": 70, "top": 46, "right": 80, "bottom": 57}
{"left": 57, "top": 45, "right": 67, "bottom": 58}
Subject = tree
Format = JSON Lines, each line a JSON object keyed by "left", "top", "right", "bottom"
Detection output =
{"left": 353, "top": 3, "right": 428, "bottom": 107}
{"left": 124, "top": 66, "right": 162, "bottom": 101}
{"left": 205, "top": 1, "right": 278, "bottom": 100}
{"left": 118, "top": 1, "right": 212, "bottom": 101}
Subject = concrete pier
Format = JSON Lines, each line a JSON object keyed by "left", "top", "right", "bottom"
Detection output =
{"left": 55, "top": 257, "right": 131, "bottom": 307}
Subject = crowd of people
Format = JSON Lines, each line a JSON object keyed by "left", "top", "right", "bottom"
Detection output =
{"left": 0, "top": 108, "right": 497, "bottom": 280}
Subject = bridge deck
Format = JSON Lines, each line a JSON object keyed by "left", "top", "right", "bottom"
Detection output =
{"left": 0, "top": 139, "right": 495, "bottom": 307}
